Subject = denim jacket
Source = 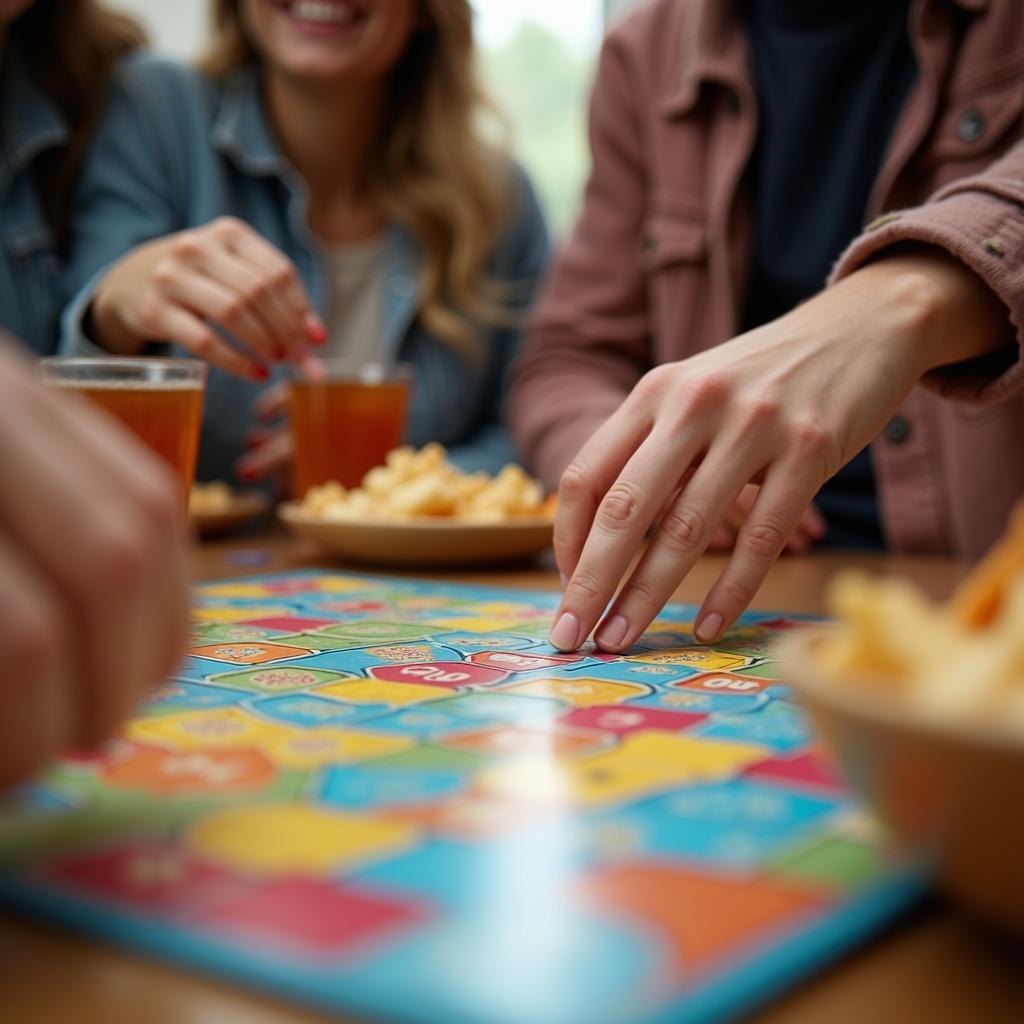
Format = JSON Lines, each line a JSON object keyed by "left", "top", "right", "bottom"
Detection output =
{"left": 0, "top": 53, "right": 68, "bottom": 354}
{"left": 62, "top": 54, "right": 549, "bottom": 481}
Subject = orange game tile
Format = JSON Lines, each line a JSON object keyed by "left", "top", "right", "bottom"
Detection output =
{"left": 580, "top": 862, "right": 828, "bottom": 979}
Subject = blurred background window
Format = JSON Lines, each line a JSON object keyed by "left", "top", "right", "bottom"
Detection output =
{"left": 114, "top": 0, "right": 643, "bottom": 234}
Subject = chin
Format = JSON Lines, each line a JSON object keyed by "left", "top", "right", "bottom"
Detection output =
{"left": 250, "top": 0, "right": 413, "bottom": 84}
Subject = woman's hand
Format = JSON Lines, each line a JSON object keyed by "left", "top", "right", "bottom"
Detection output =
{"left": 549, "top": 250, "right": 1012, "bottom": 653}
{"left": 0, "top": 340, "right": 190, "bottom": 786}
{"left": 707, "top": 484, "right": 825, "bottom": 554}
{"left": 90, "top": 217, "right": 326, "bottom": 381}
{"left": 236, "top": 382, "right": 292, "bottom": 484}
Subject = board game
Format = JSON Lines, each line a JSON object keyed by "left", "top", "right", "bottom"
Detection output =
{"left": 0, "top": 571, "right": 923, "bottom": 1024}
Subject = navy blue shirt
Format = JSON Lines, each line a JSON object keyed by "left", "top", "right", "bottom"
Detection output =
{"left": 742, "top": 0, "right": 916, "bottom": 549}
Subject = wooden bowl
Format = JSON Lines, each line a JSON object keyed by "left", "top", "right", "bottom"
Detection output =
{"left": 783, "top": 630, "right": 1024, "bottom": 932}
{"left": 277, "top": 502, "right": 554, "bottom": 567}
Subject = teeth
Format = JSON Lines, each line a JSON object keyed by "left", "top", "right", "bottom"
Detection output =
{"left": 289, "top": 1, "right": 357, "bottom": 25}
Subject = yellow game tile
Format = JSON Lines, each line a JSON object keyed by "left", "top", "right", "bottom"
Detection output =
{"left": 126, "top": 708, "right": 292, "bottom": 751}
{"left": 421, "top": 617, "right": 532, "bottom": 633}
{"left": 191, "top": 606, "right": 294, "bottom": 624}
{"left": 501, "top": 677, "right": 650, "bottom": 707}
{"left": 187, "top": 804, "right": 416, "bottom": 876}
{"left": 315, "top": 576, "right": 373, "bottom": 594}
{"left": 196, "top": 583, "right": 275, "bottom": 599}
{"left": 627, "top": 650, "right": 753, "bottom": 672}
{"left": 317, "top": 679, "right": 452, "bottom": 707}
{"left": 262, "top": 728, "right": 412, "bottom": 769}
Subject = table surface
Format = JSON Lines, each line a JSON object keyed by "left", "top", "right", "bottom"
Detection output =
{"left": 2, "top": 531, "right": 1022, "bottom": 1024}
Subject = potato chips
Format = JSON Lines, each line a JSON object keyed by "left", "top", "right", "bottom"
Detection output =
{"left": 817, "top": 506, "right": 1024, "bottom": 728}
{"left": 299, "top": 444, "right": 554, "bottom": 523}
{"left": 190, "top": 481, "right": 234, "bottom": 515}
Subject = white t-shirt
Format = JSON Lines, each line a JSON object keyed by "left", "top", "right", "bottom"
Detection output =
{"left": 323, "top": 234, "right": 387, "bottom": 362}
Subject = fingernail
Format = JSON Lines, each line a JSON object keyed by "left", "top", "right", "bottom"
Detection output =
{"left": 549, "top": 611, "right": 580, "bottom": 651}
{"left": 559, "top": 572, "right": 568, "bottom": 590}
{"left": 304, "top": 314, "right": 327, "bottom": 344}
{"left": 253, "top": 365, "right": 270, "bottom": 382}
{"left": 695, "top": 612, "right": 723, "bottom": 644}
{"left": 274, "top": 346, "right": 287, "bottom": 362}
{"left": 238, "top": 464, "right": 256, "bottom": 482}
{"left": 595, "top": 614, "right": 628, "bottom": 651}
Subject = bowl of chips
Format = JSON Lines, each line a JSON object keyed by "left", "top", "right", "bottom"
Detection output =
{"left": 279, "top": 444, "right": 556, "bottom": 566}
{"left": 783, "top": 510, "right": 1024, "bottom": 931}
{"left": 189, "top": 482, "right": 270, "bottom": 536}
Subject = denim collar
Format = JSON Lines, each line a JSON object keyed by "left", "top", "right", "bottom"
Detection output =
{"left": 209, "top": 64, "right": 287, "bottom": 177}
{"left": 0, "top": 51, "right": 69, "bottom": 194}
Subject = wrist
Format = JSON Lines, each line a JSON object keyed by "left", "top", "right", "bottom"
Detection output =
{"left": 861, "top": 246, "right": 1008, "bottom": 375}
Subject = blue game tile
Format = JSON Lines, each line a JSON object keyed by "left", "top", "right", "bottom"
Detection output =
{"left": 696, "top": 699, "right": 811, "bottom": 753}
{"left": 319, "top": 764, "right": 467, "bottom": 811}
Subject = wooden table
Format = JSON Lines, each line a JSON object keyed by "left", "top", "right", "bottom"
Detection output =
{"left": 2, "top": 533, "right": 1022, "bottom": 1023}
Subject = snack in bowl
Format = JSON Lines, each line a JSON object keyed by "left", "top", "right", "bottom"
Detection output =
{"left": 189, "top": 481, "right": 235, "bottom": 516}
{"left": 786, "top": 507, "right": 1024, "bottom": 930}
{"left": 299, "top": 443, "right": 556, "bottom": 522}
{"left": 189, "top": 481, "right": 269, "bottom": 535}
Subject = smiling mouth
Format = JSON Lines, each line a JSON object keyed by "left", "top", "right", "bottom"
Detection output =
{"left": 275, "top": 0, "right": 367, "bottom": 28}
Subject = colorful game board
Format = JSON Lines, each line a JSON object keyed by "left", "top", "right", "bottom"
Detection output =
{"left": 0, "top": 572, "right": 923, "bottom": 1024}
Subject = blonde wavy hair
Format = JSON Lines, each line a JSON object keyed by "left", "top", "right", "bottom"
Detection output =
{"left": 202, "top": 0, "right": 516, "bottom": 351}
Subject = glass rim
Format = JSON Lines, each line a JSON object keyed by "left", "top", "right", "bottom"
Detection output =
{"left": 290, "top": 360, "right": 413, "bottom": 386}
{"left": 39, "top": 355, "right": 207, "bottom": 383}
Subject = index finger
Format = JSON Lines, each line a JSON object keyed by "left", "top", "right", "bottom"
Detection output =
{"left": 230, "top": 229, "right": 325, "bottom": 353}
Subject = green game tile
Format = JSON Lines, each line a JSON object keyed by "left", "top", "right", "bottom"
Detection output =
{"left": 358, "top": 745, "right": 487, "bottom": 774}
{"left": 208, "top": 665, "right": 354, "bottom": 692}
{"left": 713, "top": 637, "right": 781, "bottom": 658}
{"left": 271, "top": 632, "right": 406, "bottom": 652}
{"left": 316, "top": 621, "right": 432, "bottom": 642}
{"left": 190, "top": 623, "right": 281, "bottom": 644}
{"left": 769, "top": 834, "right": 886, "bottom": 892}
{"left": 0, "top": 799, "right": 205, "bottom": 869}
{"left": 731, "top": 661, "right": 787, "bottom": 680}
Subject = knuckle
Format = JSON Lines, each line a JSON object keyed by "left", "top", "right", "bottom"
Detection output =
{"left": 558, "top": 462, "right": 591, "bottom": 503}
{"left": 191, "top": 334, "right": 215, "bottom": 359}
{"left": 169, "top": 232, "right": 202, "bottom": 262}
{"left": 740, "top": 396, "right": 781, "bottom": 432}
{"left": 621, "top": 576, "right": 661, "bottom": 613}
{"left": 565, "top": 568, "right": 602, "bottom": 603}
{"left": 788, "top": 418, "right": 838, "bottom": 469}
{"left": 632, "top": 365, "right": 669, "bottom": 402}
{"left": 599, "top": 481, "right": 646, "bottom": 529}
{"left": 151, "top": 260, "right": 178, "bottom": 291}
{"left": 658, "top": 505, "right": 707, "bottom": 555}
{"left": 677, "top": 371, "right": 730, "bottom": 413}
{"left": 743, "top": 519, "right": 787, "bottom": 559}
{"left": 721, "top": 577, "right": 756, "bottom": 609}
{"left": 210, "top": 215, "right": 243, "bottom": 241}
{"left": 215, "top": 296, "right": 244, "bottom": 324}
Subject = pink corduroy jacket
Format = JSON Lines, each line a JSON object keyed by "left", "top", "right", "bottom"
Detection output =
{"left": 507, "top": 0, "right": 1024, "bottom": 558}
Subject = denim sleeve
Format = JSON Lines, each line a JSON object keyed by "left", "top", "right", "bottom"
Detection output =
{"left": 447, "top": 166, "right": 551, "bottom": 477}
{"left": 59, "top": 61, "right": 181, "bottom": 355}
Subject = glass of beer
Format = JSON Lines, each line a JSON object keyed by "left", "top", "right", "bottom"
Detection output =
{"left": 289, "top": 361, "right": 412, "bottom": 497}
{"left": 39, "top": 357, "right": 206, "bottom": 501}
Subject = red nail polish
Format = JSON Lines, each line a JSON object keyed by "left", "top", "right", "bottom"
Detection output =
{"left": 238, "top": 465, "right": 256, "bottom": 482}
{"left": 253, "top": 365, "right": 270, "bottom": 382}
{"left": 305, "top": 321, "right": 327, "bottom": 344}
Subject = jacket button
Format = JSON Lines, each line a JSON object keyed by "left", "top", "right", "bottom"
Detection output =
{"left": 883, "top": 415, "right": 911, "bottom": 444}
{"left": 956, "top": 108, "right": 985, "bottom": 142}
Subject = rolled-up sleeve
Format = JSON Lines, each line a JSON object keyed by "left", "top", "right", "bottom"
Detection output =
{"left": 830, "top": 141, "right": 1024, "bottom": 403}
